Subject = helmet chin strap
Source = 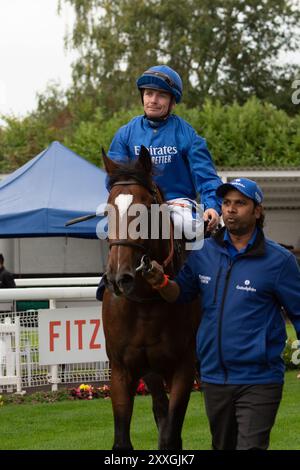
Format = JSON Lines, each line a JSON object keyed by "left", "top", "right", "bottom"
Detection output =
{"left": 145, "top": 114, "right": 169, "bottom": 123}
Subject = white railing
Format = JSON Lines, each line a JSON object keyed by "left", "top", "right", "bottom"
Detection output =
{"left": 0, "top": 286, "right": 97, "bottom": 301}
{"left": 15, "top": 277, "right": 100, "bottom": 287}
{"left": 0, "top": 279, "right": 111, "bottom": 394}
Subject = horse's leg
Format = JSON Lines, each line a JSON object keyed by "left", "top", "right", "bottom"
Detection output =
{"left": 159, "top": 367, "right": 194, "bottom": 450}
{"left": 110, "top": 364, "right": 138, "bottom": 450}
{"left": 143, "top": 373, "right": 169, "bottom": 433}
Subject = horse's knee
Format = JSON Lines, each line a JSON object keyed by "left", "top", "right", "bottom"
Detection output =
{"left": 152, "top": 390, "right": 168, "bottom": 415}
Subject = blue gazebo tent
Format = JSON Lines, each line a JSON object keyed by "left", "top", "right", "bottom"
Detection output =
{"left": 0, "top": 141, "right": 108, "bottom": 238}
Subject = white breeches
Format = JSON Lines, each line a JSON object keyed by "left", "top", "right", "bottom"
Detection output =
{"left": 167, "top": 198, "right": 204, "bottom": 240}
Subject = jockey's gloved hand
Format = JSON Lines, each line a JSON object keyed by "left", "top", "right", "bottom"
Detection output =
{"left": 204, "top": 208, "right": 219, "bottom": 232}
{"left": 142, "top": 260, "right": 165, "bottom": 288}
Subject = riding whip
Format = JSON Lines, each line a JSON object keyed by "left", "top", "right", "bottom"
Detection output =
{"left": 65, "top": 213, "right": 97, "bottom": 227}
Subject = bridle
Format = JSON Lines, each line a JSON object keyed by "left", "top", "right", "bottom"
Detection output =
{"left": 108, "top": 180, "right": 174, "bottom": 269}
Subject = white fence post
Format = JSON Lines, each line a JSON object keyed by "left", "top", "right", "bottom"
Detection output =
{"left": 4, "top": 318, "right": 14, "bottom": 384}
{"left": 49, "top": 299, "right": 60, "bottom": 392}
{"left": 24, "top": 339, "right": 32, "bottom": 387}
{"left": 14, "top": 317, "right": 21, "bottom": 393}
{"left": 0, "top": 321, "right": 6, "bottom": 377}
{"left": 0, "top": 316, "right": 22, "bottom": 393}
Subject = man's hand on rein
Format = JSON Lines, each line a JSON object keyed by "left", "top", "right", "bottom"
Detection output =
{"left": 142, "top": 260, "right": 165, "bottom": 289}
{"left": 204, "top": 208, "right": 219, "bottom": 232}
{"left": 142, "top": 260, "right": 180, "bottom": 302}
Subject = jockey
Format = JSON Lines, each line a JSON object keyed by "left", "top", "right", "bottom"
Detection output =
{"left": 105, "top": 65, "right": 222, "bottom": 241}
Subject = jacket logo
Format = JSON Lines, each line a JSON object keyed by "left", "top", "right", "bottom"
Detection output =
{"left": 199, "top": 274, "right": 211, "bottom": 284}
{"left": 134, "top": 145, "right": 177, "bottom": 165}
{"left": 134, "top": 145, "right": 178, "bottom": 156}
{"left": 236, "top": 279, "right": 256, "bottom": 292}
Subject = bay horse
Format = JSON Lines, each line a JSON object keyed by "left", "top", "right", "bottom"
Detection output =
{"left": 101, "top": 146, "right": 201, "bottom": 450}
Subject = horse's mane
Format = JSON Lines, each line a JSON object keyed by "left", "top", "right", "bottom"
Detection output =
{"left": 107, "top": 162, "right": 165, "bottom": 202}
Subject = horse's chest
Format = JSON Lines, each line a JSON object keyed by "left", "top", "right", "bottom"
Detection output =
{"left": 117, "top": 327, "right": 177, "bottom": 375}
{"left": 103, "top": 300, "right": 194, "bottom": 371}
{"left": 123, "top": 315, "right": 166, "bottom": 346}
{"left": 106, "top": 311, "right": 171, "bottom": 355}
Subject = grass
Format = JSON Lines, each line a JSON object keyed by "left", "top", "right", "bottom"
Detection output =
{"left": 269, "top": 372, "right": 300, "bottom": 450}
{"left": 0, "top": 371, "right": 299, "bottom": 450}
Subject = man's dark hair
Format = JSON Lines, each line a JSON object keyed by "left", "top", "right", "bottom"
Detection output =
{"left": 0, "top": 253, "right": 4, "bottom": 264}
{"left": 256, "top": 212, "right": 265, "bottom": 229}
{"left": 255, "top": 204, "right": 265, "bottom": 229}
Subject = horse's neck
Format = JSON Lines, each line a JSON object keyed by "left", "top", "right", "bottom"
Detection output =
{"left": 149, "top": 239, "right": 172, "bottom": 276}
{"left": 173, "top": 239, "right": 188, "bottom": 274}
{"left": 151, "top": 185, "right": 188, "bottom": 275}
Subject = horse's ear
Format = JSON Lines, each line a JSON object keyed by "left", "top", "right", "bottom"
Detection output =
{"left": 102, "top": 148, "right": 119, "bottom": 175}
{"left": 136, "top": 145, "right": 152, "bottom": 174}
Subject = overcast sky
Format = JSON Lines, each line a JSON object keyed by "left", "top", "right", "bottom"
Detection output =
{"left": 0, "top": 0, "right": 75, "bottom": 119}
{"left": 0, "top": 0, "right": 299, "bottom": 124}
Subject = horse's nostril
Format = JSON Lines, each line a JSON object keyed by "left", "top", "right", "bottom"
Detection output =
{"left": 118, "top": 274, "right": 134, "bottom": 287}
{"left": 102, "top": 273, "right": 108, "bottom": 286}
{"left": 117, "top": 273, "right": 135, "bottom": 294}
{"left": 103, "top": 272, "right": 117, "bottom": 294}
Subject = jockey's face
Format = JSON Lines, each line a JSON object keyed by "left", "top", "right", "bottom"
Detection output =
{"left": 143, "top": 88, "right": 174, "bottom": 119}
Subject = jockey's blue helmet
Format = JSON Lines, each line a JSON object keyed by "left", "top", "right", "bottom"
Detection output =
{"left": 136, "top": 65, "right": 183, "bottom": 103}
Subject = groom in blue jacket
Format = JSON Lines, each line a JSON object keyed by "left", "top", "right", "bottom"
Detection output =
{"left": 144, "top": 178, "right": 300, "bottom": 450}
{"left": 107, "top": 65, "right": 222, "bottom": 238}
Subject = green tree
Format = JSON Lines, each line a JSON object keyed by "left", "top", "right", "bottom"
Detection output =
{"left": 0, "top": 115, "right": 58, "bottom": 171}
{"left": 64, "top": 105, "right": 141, "bottom": 165}
{"left": 0, "top": 127, "right": 7, "bottom": 172}
{"left": 60, "top": 0, "right": 300, "bottom": 114}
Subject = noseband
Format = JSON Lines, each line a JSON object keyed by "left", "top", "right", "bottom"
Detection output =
{"left": 108, "top": 180, "right": 174, "bottom": 268}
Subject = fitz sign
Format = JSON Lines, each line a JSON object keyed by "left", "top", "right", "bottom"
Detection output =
{"left": 38, "top": 307, "right": 108, "bottom": 365}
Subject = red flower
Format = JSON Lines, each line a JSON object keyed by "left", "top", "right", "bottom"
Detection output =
{"left": 136, "top": 379, "right": 148, "bottom": 395}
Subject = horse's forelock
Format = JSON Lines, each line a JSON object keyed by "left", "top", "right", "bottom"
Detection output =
{"left": 108, "top": 163, "right": 152, "bottom": 192}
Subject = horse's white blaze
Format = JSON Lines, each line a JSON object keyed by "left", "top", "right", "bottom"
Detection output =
{"left": 115, "top": 194, "right": 133, "bottom": 221}
{"left": 115, "top": 194, "right": 133, "bottom": 261}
